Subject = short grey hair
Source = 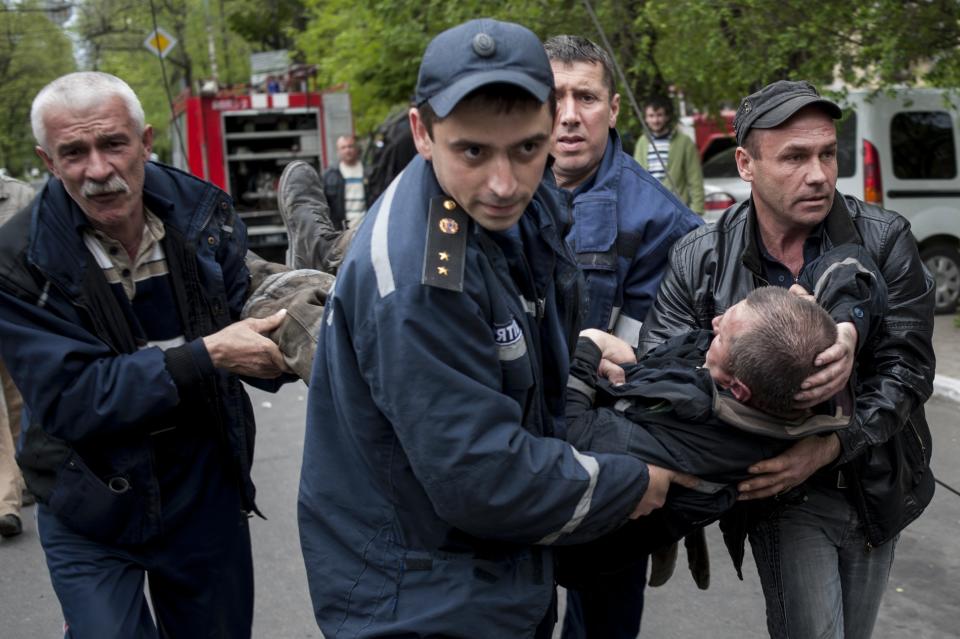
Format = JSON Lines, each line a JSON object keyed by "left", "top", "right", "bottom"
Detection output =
{"left": 31, "top": 72, "right": 145, "bottom": 151}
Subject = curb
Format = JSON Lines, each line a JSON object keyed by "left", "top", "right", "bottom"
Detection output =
{"left": 933, "top": 374, "right": 960, "bottom": 404}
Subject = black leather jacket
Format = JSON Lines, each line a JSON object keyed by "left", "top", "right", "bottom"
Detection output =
{"left": 639, "top": 192, "right": 936, "bottom": 548}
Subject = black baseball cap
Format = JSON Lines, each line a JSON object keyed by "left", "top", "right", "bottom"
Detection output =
{"left": 733, "top": 80, "right": 842, "bottom": 146}
{"left": 415, "top": 19, "right": 554, "bottom": 118}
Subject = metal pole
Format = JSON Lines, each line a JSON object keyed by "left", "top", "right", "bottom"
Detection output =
{"left": 203, "top": 0, "right": 220, "bottom": 85}
{"left": 580, "top": 0, "right": 679, "bottom": 195}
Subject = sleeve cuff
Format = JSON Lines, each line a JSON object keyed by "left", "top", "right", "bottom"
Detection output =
{"left": 163, "top": 338, "right": 216, "bottom": 405}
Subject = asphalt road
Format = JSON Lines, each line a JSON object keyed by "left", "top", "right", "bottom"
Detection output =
{"left": 2, "top": 381, "right": 958, "bottom": 638}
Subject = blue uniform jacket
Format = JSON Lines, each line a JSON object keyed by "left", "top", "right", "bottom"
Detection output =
{"left": 0, "top": 162, "right": 275, "bottom": 544}
{"left": 298, "top": 156, "right": 650, "bottom": 638}
{"left": 565, "top": 130, "right": 702, "bottom": 345}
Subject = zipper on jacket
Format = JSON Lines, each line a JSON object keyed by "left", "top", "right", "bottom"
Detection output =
{"left": 908, "top": 420, "right": 926, "bottom": 455}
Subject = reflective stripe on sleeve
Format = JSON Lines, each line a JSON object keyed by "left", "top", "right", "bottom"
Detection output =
{"left": 519, "top": 295, "right": 537, "bottom": 315}
{"left": 497, "top": 336, "right": 528, "bottom": 361}
{"left": 37, "top": 280, "right": 50, "bottom": 308}
{"left": 537, "top": 448, "right": 599, "bottom": 545}
{"left": 614, "top": 399, "right": 632, "bottom": 412}
{"left": 611, "top": 312, "right": 643, "bottom": 348}
{"left": 607, "top": 305, "right": 621, "bottom": 331}
{"left": 566, "top": 375, "right": 596, "bottom": 403}
{"left": 371, "top": 170, "right": 404, "bottom": 298}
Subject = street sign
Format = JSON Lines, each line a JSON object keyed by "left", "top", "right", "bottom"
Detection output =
{"left": 144, "top": 27, "right": 177, "bottom": 59}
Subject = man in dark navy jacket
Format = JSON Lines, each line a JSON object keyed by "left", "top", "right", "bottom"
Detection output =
{"left": 0, "top": 72, "right": 291, "bottom": 638}
{"left": 297, "top": 19, "right": 698, "bottom": 638}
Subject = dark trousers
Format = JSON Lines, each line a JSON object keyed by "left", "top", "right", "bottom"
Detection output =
{"left": 561, "top": 554, "right": 648, "bottom": 639}
{"left": 38, "top": 486, "right": 253, "bottom": 639}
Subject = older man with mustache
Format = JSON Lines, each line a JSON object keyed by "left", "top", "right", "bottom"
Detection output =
{"left": 0, "top": 71, "right": 294, "bottom": 638}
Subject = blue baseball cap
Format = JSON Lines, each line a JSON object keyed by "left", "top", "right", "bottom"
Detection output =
{"left": 415, "top": 19, "right": 554, "bottom": 118}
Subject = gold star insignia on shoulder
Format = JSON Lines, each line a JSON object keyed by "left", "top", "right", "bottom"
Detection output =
{"left": 423, "top": 195, "right": 468, "bottom": 292}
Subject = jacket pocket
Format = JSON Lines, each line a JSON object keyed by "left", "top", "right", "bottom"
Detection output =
{"left": 572, "top": 199, "right": 617, "bottom": 254}
{"left": 47, "top": 450, "right": 147, "bottom": 545}
{"left": 571, "top": 204, "right": 619, "bottom": 331}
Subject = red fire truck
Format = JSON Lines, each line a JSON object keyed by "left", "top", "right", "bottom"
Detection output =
{"left": 172, "top": 89, "right": 353, "bottom": 262}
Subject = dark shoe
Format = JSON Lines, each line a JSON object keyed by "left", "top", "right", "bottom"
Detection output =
{"left": 0, "top": 513, "right": 22, "bottom": 538}
{"left": 21, "top": 489, "right": 36, "bottom": 507}
{"left": 278, "top": 161, "right": 339, "bottom": 270}
{"left": 648, "top": 541, "right": 678, "bottom": 587}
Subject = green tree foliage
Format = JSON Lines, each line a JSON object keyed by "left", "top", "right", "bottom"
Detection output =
{"left": 11, "top": 0, "right": 960, "bottom": 167}
{"left": 0, "top": 0, "right": 75, "bottom": 176}
{"left": 296, "top": 0, "right": 960, "bottom": 135}
{"left": 644, "top": 0, "right": 960, "bottom": 113}
{"left": 642, "top": 1, "right": 850, "bottom": 113}
{"left": 225, "top": 0, "right": 307, "bottom": 50}
{"left": 296, "top": 0, "right": 608, "bottom": 132}
{"left": 73, "top": 0, "right": 254, "bottom": 160}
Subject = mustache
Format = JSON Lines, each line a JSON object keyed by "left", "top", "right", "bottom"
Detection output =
{"left": 82, "top": 176, "right": 130, "bottom": 198}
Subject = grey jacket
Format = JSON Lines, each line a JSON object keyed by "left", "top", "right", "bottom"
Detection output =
{"left": 0, "top": 176, "right": 35, "bottom": 225}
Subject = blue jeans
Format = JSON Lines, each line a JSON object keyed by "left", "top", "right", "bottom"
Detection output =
{"left": 748, "top": 482, "right": 896, "bottom": 639}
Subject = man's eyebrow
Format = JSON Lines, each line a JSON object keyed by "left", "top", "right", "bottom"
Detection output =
{"left": 515, "top": 132, "right": 550, "bottom": 146}
{"left": 571, "top": 85, "right": 601, "bottom": 95}
{"left": 98, "top": 132, "right": 130, "bottom": 143}
{"left": 55, "top": 140, "right": 85, "bottom": 154}
{"left": 448, "top": 131, "right": 550, "bottom": 149}
{"left": 779, "top": 140, "right": 837, "bottom": 154}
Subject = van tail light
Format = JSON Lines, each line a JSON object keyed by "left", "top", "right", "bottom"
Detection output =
{"left": 863, "top": 139, "right": 883, "bottom": 206}
{"left": 704, "top": 192, "right": 735, "bottom": 211}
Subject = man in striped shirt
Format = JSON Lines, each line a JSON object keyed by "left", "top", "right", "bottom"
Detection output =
{"left": 634, "top": 95, "right": 705, "bottom": 215}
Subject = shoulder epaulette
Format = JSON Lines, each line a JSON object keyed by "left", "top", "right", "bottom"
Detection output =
{"left": 421, "top": 195, "right": 468, "bottom": 292}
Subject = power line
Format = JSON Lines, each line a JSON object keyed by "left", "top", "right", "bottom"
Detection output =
{"left": 936, "top": 477, "right": 960, "bottom": 499}
{"left": 147, "top": 0, "right": 185, "bottom": 158}
{"left": 580, "top": 0, "right": 678, "bottom": 196}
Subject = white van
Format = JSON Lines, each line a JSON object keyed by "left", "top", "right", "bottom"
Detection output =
{"left": 700, "top": 88, "right": 960, "bottom": 313}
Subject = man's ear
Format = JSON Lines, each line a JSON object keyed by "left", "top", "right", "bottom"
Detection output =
{"left": 608, "top": 93, "right": 620, "bottom": 128}
{"left": 735, "top": 146, "right": 753, "bottom": 183}
{"left": 36, "top": 146, "right": 56, "bottom": 176}
{"left": 729, "top": 377, "right": 752, "bottom": 404}
{"left": 142, "top": 124, "right": 154, "bottom": 157}
{"left": 409, "top": 107, "right": 433, "bottom": 161}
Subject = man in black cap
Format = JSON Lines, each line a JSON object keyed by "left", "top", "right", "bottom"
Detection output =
{"left": 638, "top": 79, "right": 935, "bottom": 638}
{"left": 296, "top": 19, "right": 696, "bottom": 638}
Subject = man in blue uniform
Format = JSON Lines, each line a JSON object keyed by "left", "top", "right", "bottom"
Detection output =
{"left": 297, "top": 19, "right": 696, "bottom": 638}
{"left": 545, "top": 35, "right": 703, "bottom": 638}
{"left": 0, "top": 72, "right": 291, "bottom": 638}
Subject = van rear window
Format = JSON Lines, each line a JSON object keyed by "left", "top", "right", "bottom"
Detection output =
{"left": 891, "top": 111, "right": 957, "bottom": 179}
